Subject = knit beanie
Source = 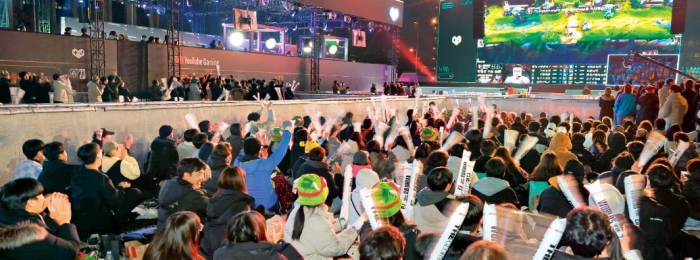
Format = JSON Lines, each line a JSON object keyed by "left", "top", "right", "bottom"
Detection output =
{"left": 296, "top": 174, "right": 329, "bottom": 206}
{"left": 304, "top": 140, "right": 320, "bottom": 154}
{"left": 270, "top": 127, "right": 283, "bottom": 142}
{"left": 420, "top": 127, "right": 438, "bottom": 142}
{"left": 292, "top": 116, "right": 302, "bottom": 126}
{"left": 371, "top": 182, "right": 403, "bottom": 218}
{"left": 353, "top": 151, "right": 369, "bottom": 165}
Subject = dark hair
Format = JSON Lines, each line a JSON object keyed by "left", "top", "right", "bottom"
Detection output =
{"left": 448, "top": 143, "right": 468, "bottom": 157}
{"left": 670, "top": 84, "right": 682, "bottom": 93}
{"left": 427, "top": 167, "right": 453, "bottom": 191}
{"left": 485, "top": 157, "right": 506, "bottom": 179}
{"left": 571, "top": 133, "right": 585, "bottom": 146}
{"left": 465, "top": 130, "right": 483, "bottom": 145}
{"left": 460, "top": 240, "right": 509, "bottom": 260}
{"left": 0, "top": 178, "right": 43, "bottom": 210}
{"left": 687, "top": 158, "right": 700, "bottom": 177}
{"left": 215, "top": 167, "right": 247, "bottom": 197}
{"left": 247, "top": 112, "right": 261, "bottom": 122}
{"left": 452, "top": 122, "right": 465, "bottom": 134}
{"left": 558, "top": 122, "right": 571, "bottom": 132}
{"left": 582, "top": 121, "right": 592, "bottom": 133}
{"left": 457, "top": 195, "right": 483, "bottom": 232}
{"left": 43, "top": 141, "right": 65, "bottom": 161}
{"left": 192, "top": 133, "right": 209, "bottom": 149}
{"left": 225, "top": 211, "right": 267, "bottom": 244}
{"left": 198, "top": 120, "right": 211, "bottom": 133}
{"left": 177, "top": 158, "right": 206, "bottom": 179}
{"left": 243, "top": 137, "right": 262, "bottom": 156}
{"left": 673, "top": 132, "right": 690, "bottom": 143}
{"left": 426, "top": 151, "right": 449, "bottom": 168}
{"left": 666, "top": 124, "right": 682, "bottom": 140}
{"left": 392, "top": 133, "right": 409, "bottom": 150}
{"left": 532, "top": 152, "right": 562, "bottom": 181}
{"left": 366, "top": 140, "right": 382, "bottom": 154}
{"left": 550, "top": 115, "right": 562, "bottom": 126}
{"left": 308, "top": 147, "right": 326, "bottom": 161}
{"left": 480, "top": 140, "right": 496, "bottom": 157}
{"left": 654, "top": 118, "right": 666, "bottom": 130}
{"left": 213, "top": 142, "right": 232, "bottom": 158}
{"left": 183, "top": 129, "right": 200, "bottom": 142}
{"left": 77, "top": 143, "right": 100, "bottom": 165}
{"left": 22, "top": 139, "right": 44, "bottom": 159}
{"left": 143, "top": 211, "right": 204, "bottom": 260}
{"left": 528, "top": 121, "right": 541, "bottom": 133}
{"left": 359, "top": 226, "right": 406, "bottom": 260}
{"left": 647, "top": 164, "right": 674, "bottom": 189}
{"left": 561, "top": 208, "right": 621, "bottom": 259}
{"left": 293, "top": 127, "right": 309, "bottom": 145}
{"left": 291, "top": 204, "right": 323, "bottom": 241}
{"left": 414, "top": 143, "right": 433, "bottom": 160}
{"left": 230, "top": 123, "right": 242, "bottom": 137}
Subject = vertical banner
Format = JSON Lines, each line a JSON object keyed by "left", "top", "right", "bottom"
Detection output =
{"left": 454, "top": 150, "right": 474, "bottom": 196}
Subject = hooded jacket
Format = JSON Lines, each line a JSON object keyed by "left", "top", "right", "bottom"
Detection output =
{"left": 177, "top": 141, "right": 198, "bottom": 161}
{"left": 204, "top": 153, "right": 230, "bottom": 196}
{"left": 471, "top": 177, "right": 519, "bottom": 208}
{"left": 283, "top": 203, "right": 358, "bottom": 260}
{"left": 213, "top": 241, "right": 302, "bottom": 260}
{"left": 537, "top": 176, "right": 588, "bottom": 218}
{"left": 70, "top": 166, "right": 122, "bottom": 237}
{"left": 147, "top": 137, "right": 179, "bottom": 181}
{"left": 0, "top": 209, "right": 80, "bottom": 260}
{"left": 591, "top": 133, "right": 626, "bottom": 174}
{"left": 234, "top": 130, "right": 291, "bottom": 209}
{"left": 413, "top": 189, "right": 457, "bottom": 233}
{"left": 660, "top": 92, "right": 688, "bottom": 129}
{"left": 38, "top": 160, "right": 76, "bottom": 195}
{"left": 157, "top": 177, "right": 209, "bottom": 229}
{"left": 102, "top": 155, "right": 140, "bottom": 186}
{"left": 200, "top": 189, "right": 255, "bottom": 260}
{"left": 546, "top": 133, "right": 578, "bottom": 168}
{"left": 348, "top": 169, "right": 380, "bottom": 225}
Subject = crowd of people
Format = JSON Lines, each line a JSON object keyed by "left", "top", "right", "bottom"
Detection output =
{"left": 1, "top": 78, "right": 700, "bottom": 260}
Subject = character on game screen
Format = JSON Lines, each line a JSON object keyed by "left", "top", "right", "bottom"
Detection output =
{"left": 504, "top": 64, "right": 531, "bottom": 84}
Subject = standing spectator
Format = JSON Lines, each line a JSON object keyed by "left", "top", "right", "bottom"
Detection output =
{"left": 332, "top": 80, "right": 339, "bottom": 94}
{"left": 0, "top": 178, "right": 80, "bottom": 260}
{"left": 12, "top": 139, "right": 44, "bottom": 180}
{"left": 80, "top": 28, "right": 89, "bottom": 37}
{"left": 117, "top": 81, "right": 132, "bottom": 102}
{"left": 150, "top": 80, "right": 166, "bottom": 101}
{"left": 614, "top": 84, "right": 637, "bottom": 126}
{"left": 35, "top": 74, "right": 51, "bottom": 103}
{"left": 87, "top": 76, "right": 104, "bottom": 103}
{"left": 636, "top": 86, "right": 659, "bottom": 124}
{"left": 660, "top": 85, "right": 688, "bottom": 130}
{"left": 63, "top": 27, "right": 72, "bottom": 36}
{"left": 658, "top": 78, "right": 674, "bottom": 112}
{"left": 52, "top": 74, "right": 74, "bottom": 103}
{"left": 157, "top": 158, "right": 210, "bottom": 229}
{"left": 0, "top": 70, "right": 12, "bottom": 104}
{"left": 101, "top": 77, "right": 116, "bottom": 102}
{"left": 598, "top": 87, "right": 615, "bottom": 120}
{"left": 681, "top": 80, "right": 697, "bottom": 132}
{"left": 37, "top": 142, "right": 76, "bottom": 195}
{"left": 146, "top": 125, "right": 180, "bottom": 183}
{"left": 169, "top": 77, "right": 185, "bottom": 101}
{"left": 144, "top": 212, "right": 206, "bottom": 260}
{"left": 19, "top": 72, "right": 39, "bottom": 103}
{"left": 188, "top": 78, "right": 202, "bottom": 101}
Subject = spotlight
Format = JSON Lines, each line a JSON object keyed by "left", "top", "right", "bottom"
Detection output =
{"left": 328, "top": 45, "right": 338, "bottom": 55}
{"left": 265, "top": 38, "right": 277, "bottom": 50}
{"left": 302, "top": 46, "right": 312, "bottom": 53}
{"left": 229, "top": 32, "right": 244, "bottom": 46}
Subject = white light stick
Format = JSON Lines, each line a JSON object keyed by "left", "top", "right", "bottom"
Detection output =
{"left": 275, "top": 87, "right": 284, "bottom": 101}
{"left": 384, "top": 120, "right": 403, "bottom": 151}
{"left": 428, "top": 203, "right": 471, "bottom": 260}
{"left": 513, "top": 135, "right": 537, "bottom": 164}
{"left": 400, "top": 162, "right": 414, "bottom": 219}
{"left": 184, "top": 113, "right": 199, "bottom": 129}
{"left": 211, "top": 122, "right": 231, "bottom": 144}
{"left": 373, "top": 122, "right": 390, "bottom": 149}
{"left": 353, "top": 122, "right": 362, "bottom": 133}
{"left": 568, "top": 112, "right": 574, "bottom": 134}
{"left": 322, "top": 110, "right": 346, "bottom": 137}
{"left": 446, "top": 106, "right": 460, "bottom": 130}
{"left": 669, "top": 140, "right": 689, "bottom": 167}
{"left": 557, "top": 175, "right": 585, "bottom": 209}
{"left": 633, "top": 131, "right": 667, "bottom": 171}
{"left": 360, "top": 188, "right": 383, "bottom": 229}
{"left": 527, "top": 86, "right": 532, "bottom": 96}
{"left": 504, "top": 129, "right": 519, "bottom": 153}
{"left": 532, "top": 218, "right": 567, "bottom": 260}
{"left": 483, "top": 203, "right": 497, "bottom": 241}
{"left": 327, "top": 141, "right": 351, "bottom": 163}
{"left": 399, "top": 127, "right": 415, "bottom": 157}
{"left": 440, "top": 131, "right": 466, "bottom": 152}
{"left": 471, "top": 101, "right": 478, "bottom": 130}
{"left": 216, "top": 64, "right": 220, "bottom": 76}
{"left": 216, "top": 90, "right": 230, "bottom": 101}
{"left": 624, "top": 174, "right": 645, "bottom": 226}
{"left": 405, "top": 160, "right": 422, "bottom": 221}
{"left": 482, "top": 107, "right": 494, "bottom": 139}
{"left": 438, "top": 126, "right": 445, "bottom": 146}
{"left": 454, "top": 151, "right": 474, "bottom": 196}
{"left": 339, "top": 165, "right": 354, "bottom": 227}
{"left": 242, "top": 122, "right": 252, "bottom": 137}
{"left": 586, "top": 182, "right": 624, "bottom": 238}
{"left": 14, "top": 88, "right": 25, "bottom": 104}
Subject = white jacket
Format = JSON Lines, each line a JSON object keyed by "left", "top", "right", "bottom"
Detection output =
{"left": 53, "top": 78, "right": 75, "bottom": 103}
{"left": 660, "top": 93, "right": 688, "bottom": 129}
{"left": 284, "top": 203, "right": 358, "bottom": 260}
{"left": 101, "top": 155, "right": 141, "bottom": 180}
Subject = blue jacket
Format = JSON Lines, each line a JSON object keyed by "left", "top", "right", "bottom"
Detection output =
{"left": 613, "top": 93, "right": 636, "bottom": 115}
{"left": 233, "top": 130, "right": 291, "bottom": 209}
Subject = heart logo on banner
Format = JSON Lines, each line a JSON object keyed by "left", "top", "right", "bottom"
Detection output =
{"left": 452, "top": 35, "right": 462, "bottom": 46}
{"left": 72, "top": 48, "right": 85, "bottom": 59}
{"left": 389, "top": 7, "right": 400, "bottom": 22}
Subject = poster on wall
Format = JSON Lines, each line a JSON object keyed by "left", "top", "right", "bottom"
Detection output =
{"left": 233, "top": 9, "right": 258, "bottom": 31}
{"left": 353, "top": 30, "right": 366, "bottom": 48}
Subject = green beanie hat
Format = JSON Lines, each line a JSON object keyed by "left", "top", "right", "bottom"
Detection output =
{"left": 91, "top": 75, "right": 100, "bottom": 82}
{"left": 292, "top": 116, "right": 302, "bottom": 126}
{"left": 270, "top": 127, "right": 283, "bottom": 142}
{"left": 420, "top": 127, "right": 438, "bottom": 142}
{"left": 371, "top": 181, "right": 403, "bottom": 218}
{"left": 296, "top": 174, "right": 329, "bottom": 206}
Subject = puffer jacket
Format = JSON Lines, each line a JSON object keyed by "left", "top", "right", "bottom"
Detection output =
{"left": 146, "top": 137, "right": 179, "bottom": 181}
{"left": 204, "top": 153, "right": 230, "bottom": 196}
{"left": 0, "top": 209, "right": 80, "bottom": 260}
{"left": 545, "top": 133, "right": 578, "bottom": 168}
{"left": 213, "top": 241, "right": 302, "bottom": 260}
{"left": 157, "top": 177, "right": 209, "bottom": 229}
{"left": 471, "top": 177, "right": 519, "bottom": 208}
{"left": 537, "top": 176, "right": 589, "bottom": 218}
{"left": 283, "top": 203, "right": 358, "bottom": 260}
{"left": 413, "top": 189, "right": 458, "bottom": 233}
{"left": 660, "top": 92, "right": 688, "bottom": 129}
{"left": 685, "top": 170, "right": 700, "bottom": 220}
{"left": 348, "top": 169, "right": 380, "bottom": 225}
{"left": 200, "top": 189, "right": 255, "bottom": 260}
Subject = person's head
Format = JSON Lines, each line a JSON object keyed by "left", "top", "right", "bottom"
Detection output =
{"left": 183, "top": 129, "right": 200, "bottom": 143}
{"left": 458, "top": 195, "right": 484, "bottom": 234}
{"left": 511, "top": 65, "right": 523, "bottom": 77}
{"left": 81, "top": 28, "right": 87, "bottom": 34}
{"left": 465, "top": 130, "right": 483, "bottom": 146}
{"left": 371, "top": 181, "right": 404, "bottom": 223}
{"left": 647, "top": 164, "right": 674, "bottom": 189}
{"left": 533, "top": 151, "right": 562, "bottom": 180}
{"left": 480, "top": 140, "right": 496, "bottom": 157}
{"left": 670, "top": 84, "right": 682, "bottom": 93}
{"left": 159, "top": 125, "right": 174, "bottom": 139}
{"left": 21, "top": 139, "right": 45, "bottom": 161}
{"left": 225, "top": 211, "right": 267, "bottom": 245}
{"left": 622, "top": 84, "right": 632, "bottom": 93}
{"left": 563, "top": 159, "right": 585, "bottom": 183}
{"left": 458, "top": 240, "right": 509, "bottom": 260}
{"left": 292, "top": 174, "right": 330, "bottom": 240}
{"left": 192, "top": 133, "right": 209, "bottom": 149}
{"left": 427, "top": 167, "right": 453, "bottom": 192}
{"left": 144, "top": 211, "right": 203, "bottom": 260}
{"left": 414, "top": 143, "right": 433, "bottom": 161}
{"left": 665, "top": 78, "right": 675, "bottom": 86}
{"left": 366, "top": 140, "right": 382, "bottom": 154}
{"left": 213, "top": 142, "right": 233, "bottom": 163}
{"left": 177, "top": 158, "right": 207, "bottom": 189}
{"left": 561, "top": 208, "right": 620, "bottom": 258}
{"left": 571, "top": 133, "right": 585, "bottom": 148}
{"left": 426, "top": 151, "right": 449, "bottom": 168}
{"left": 77, "top": 143, "right": 101, "bottom": 167}
{"left": 308, "top": 147, "right": 326, "bottom": 162}
{"left": 198, "top": 120, "right": 211, "bottom": 133}
{"left": 215, "top": 166, "right": 247, "bottom": 197}
{"left": 485, "top": 157, "right": 506, "bottom": 179}
{"left": 43, "top": 141, "right": 67, "bottom": 162}
{"left": 359, "top": 226, "right": 406, "bottom": 260}
{"left": 64, "top": 27, "right": 72, "bottom": 34}
{"left": 0, "top": 178, "right": 45, "bottom": 214}
{"left": 247, "top": 112, "right": 261, "bottom": 122}
{"left": 448, "top": 143, "right": 468, "bottom": 158}
{"left": 527, "top": 120, "right": 541, "bottom": 133}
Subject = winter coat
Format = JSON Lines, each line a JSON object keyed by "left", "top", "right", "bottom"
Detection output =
{"left": 146, "top": 137, "right": 179, "bottom": 181}
{"left": 637, "top": 194, "right": 674, "bottom": 259}
{"left": 283, "top": 203, "right": 358, "bottom": 260}
{"left": 234, "top": 130, "right": 291, "bottom": 209}
{"left": 570, "top": 144, "right": 594, "bottom": 167}
{"left": 102, "top": 155, "right": 140, "bottom": 186}
{"left": 348, "top": 169, "right": 380, "bottom": 225}
{"left": 226, "top": 135, "right": 244, "bottom": 164}
{"left": 188, "top": 83, "right": 201, "bottom": 101}
{"left": 200, "top": 189, "right": 255, "bottom": 260}
{"left": 195, "top": 143, "right": 214, "bottom": 162}
{"left": 52, "top": 78, "right": 75, "bottom": 103}
{"left": 19, "top": 78, "right": 39, "bottom": 103}
{"left": 591, "top": 132, "right": 627, "bottom": 174}
{"left": 87, "top": 81, "right": 103, "bottom": 103}
{"left": 150, "top": 84, "right": 165, "bottom": 101}
{"left": 473, "top": 156, "right": 491, "bottom": 174}
{"left": 177, "top": 142, "right": 198, "bottom": 161}
{"left": 213, "top": 241, "right": 302, "bottom": 260}
{"left": 660, "top": 93, "right": 688, "bottom": 129}
{"left": 546, "top": 133, "right": 578, "bottom": 168}
{"left": 392, "top": 146, "right": 412, "bottom": 164}
{"left": 636, "top": 92, "right": 660, "bottom": 124}
{"left": 0, "top": 209, "right": 80, "bottom": 260}
{"left": 681, "top": 89, "right": 697, "bottom": 132}
{"left": 613, "top": 93, "right": 636, "bottom": 115}
{"left": 517, "top": 146, "right": 541, "bottom": 174}
{"left": 659, "top": 85, "right": 671, "bottom": 109}
{"left": 684, "top": 171, "right": 700, "bottom": 220}
{"left": 204, "top": 153, "right": 230, "bottom": 197}
{"left": 102, "top": 82, "right": 119, "bottom": 102}
{"left": 0, "top": 77, "right": 11, "bottom": 104}
{"left": 413, "top": 189, "right": 458, "bottom": 233}
{"left": 652, "top": 188, "right": 689, "bottom": 233}
{"left": 471, "top": 177, "right": 519, "bottom": 207}
{"left": 598, "top": 96, "right": 615, "bottom": 120}
{"left": 295, "top": 160, "right": 340, "bottom": 207}
{"left": 537, "top": 176, "right": 588, "bottom": 218}
{"left": 157, "top": 177, "right": 209, "bottom": 229}
{"left": 369, "top": 151, "right": 397, "bottom": 180}
{"left": 70, "top": 166, "right": 122, "bottom": 237}
{"left": 37, "top": 160, "right": 76, "bottom": 195}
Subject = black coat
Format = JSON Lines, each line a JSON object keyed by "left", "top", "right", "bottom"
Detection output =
{"left": 146, "top": 137, "right": 179, "bottom": 181}
{"left": 70, "top": 166, "right": 122, "bottom": 237}
{"left": 102, "top": 82, "right": 118, "bottom": 102}
{"left": 684, "top": 173, "right": 700, "bottom": 220}
{"left": 19, "top": 78, "right": 39, "bottom": 103}
{"left": 652, "top": 188, "right": 689, "bottom": 233}
{"left": 157, "top": 177, "right": 209, "bottom": 229}
{"left": 537, "top": 182, "right": 588, "bottom": 218}
{"left": 36, "top": 82, "right": 51, "bottom": 103}
{"left": 213, "top": 241, "right": 302, "bottom": 260}
{"left": 38, "top": 160, "right": 76, "bottom": 195}
{"left": 204, "top": 153, "right": 229, "bottom": 197}
{"left": 295, "top": 160, "right": 340, "bottom": 207}
{"left": 0, "top": 209, "right": 80, "bottom": 260}
{"left": 200, "top": 189, "right": 255, "bottom": 260}
{"left": 518, "top": 147, "right": 540, "bottom": 174}
{"left": 472, "top": 155, "right": 492, "bottom": 174}
{"left": 571, "top": 144, "right": 594, "bottom": 167}
{"left": 681, "top": 89, "right": 697, "bottom": 132}
{"left": 0, "top": 77, "right": 11, "bottom": 104}
{"left": 637, "top": 195, "right": 674, "bottom": 259}
{"left": 591, "top": 133, "right": 626, "bottom": 173}
{"left": 636, "top": 92, "right": 660, "bottom": 124}
{"left": 226, "top": 135, "right": 244, "bottom": 163}
{"left": 598, "top": 97, "right": 615, "bottom": 120}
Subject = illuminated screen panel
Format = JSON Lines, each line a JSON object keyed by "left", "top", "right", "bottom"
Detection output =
{"left": 436, "top": 0, "right": 478, "bottom": 83}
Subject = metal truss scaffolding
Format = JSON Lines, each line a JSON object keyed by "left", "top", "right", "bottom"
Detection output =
{"left": 89, "top": 0, "right": 106, "bottom": 78}
{"left": 167, "top": 0, "right": 181, "bottom": 80}
{"left": 390, "top": 26, "right": 400, "bottom": 83}
{"left": 310, "top": 8, "right": 322, "bottom": 92}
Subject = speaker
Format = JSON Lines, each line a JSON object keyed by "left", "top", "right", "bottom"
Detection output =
{"left": 473, "top": 0, "right": 485, "bottom": 39}
{"left": 671, "top": 0, "right": 687, "bottom": 34}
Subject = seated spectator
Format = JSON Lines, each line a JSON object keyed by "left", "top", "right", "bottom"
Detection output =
{"left": 414, "top": 167, "right": 459, "bottom": 233}
{"left": 193, "top": 133, "right": 214, "bottom": 162}
{"left": 492, "top": 147, "right": 528, "bottom": 190}
{"left": 177, "top": 129, "right": 201, "bottom": 161}
{"left": 471, "top": 158, "right": 519, "bottom": 207}
{"left": 198, "top": 120, "right": 218, "bottom": 140}
{"left": 38, "top": 142, "right": 76, "bottom": 195}
{"left": 647, "top": 165, "right": 690, "bottom": 241}
{"left": 144, "top": 211, "right": 205, "bottom": 260}
{"left": 597, "top": 152, "right": 634, "bottom": 186}
{"left": 204, "top": 142, "right": 233, "bottom": 196}
{"left": 685, "top": 159, "right": 700, "bottom": 229}
{"left": 531, "top": 152, "right": 562, "bottom": 181}
{"left": 0, "top": 178, "right": 80, "bottom": 260}
{"left": 538, "top": 160, "right": 589, "bottom": 218}
{"left": 284, "top": 174, "right": 358, "bottom": 259}
{"left": 226, "top": 123, "right": 244, "bottom": 162}
{"left": 418, "top": 150, "right": 449, "bottom": 192}
{"left": 350, "top": 151, "right": 373, "bottom": 178}
{"left": 234, "top": 121, "right": 292, "bottom": 212}
{"left": 359, "top": 225, "right": 406, "bottom": 260}
{"left": 446, "top": 143, "right": 479, "bottom": 187}
{"left": 71, "top": 143, "right": 143, "bottom": 238}
{"left": 296, "top": 147, "right": 341, "bottom": 208}
{"left": 348, "top": 169, "right": 380, "bottom": 226}
{"left": 200, "top": 167, "right": 256, "bottom": 260}
{"left": 12, "top": 139, "right": 44, "bottom": 180}
{"left": 391, "top": 134, "right": 412, "bottom": 163}
{"left": 101, "top": 141, "right": 141, "bottom": 188}
{"left": 213, "top": 211, "right": 302, "bottom": 260}
{"left": 473, "top": 140, "right": 496, "bottom": 174}
{"left": 367, "top": 140, "right": 397, "bottom": 180}
{"left": 147, "top": 125, "right": 179, "bottom": 183}
{"left": 516, "top": 134, "right": 541, "bottom": 174}
{"left": 545, "top": 132, "right": 578, "bottom": 168}
{"left": 570, "top": 133, "right": 594, "bottom": 166}
{"left": 157, "top": 158, "right": 210, "bottom": 229}
{"left": 459, "top": 240, "right": 509, "bottom": 260}
{"left": 591, "top": 132, "right": 627, "bottom": 173}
